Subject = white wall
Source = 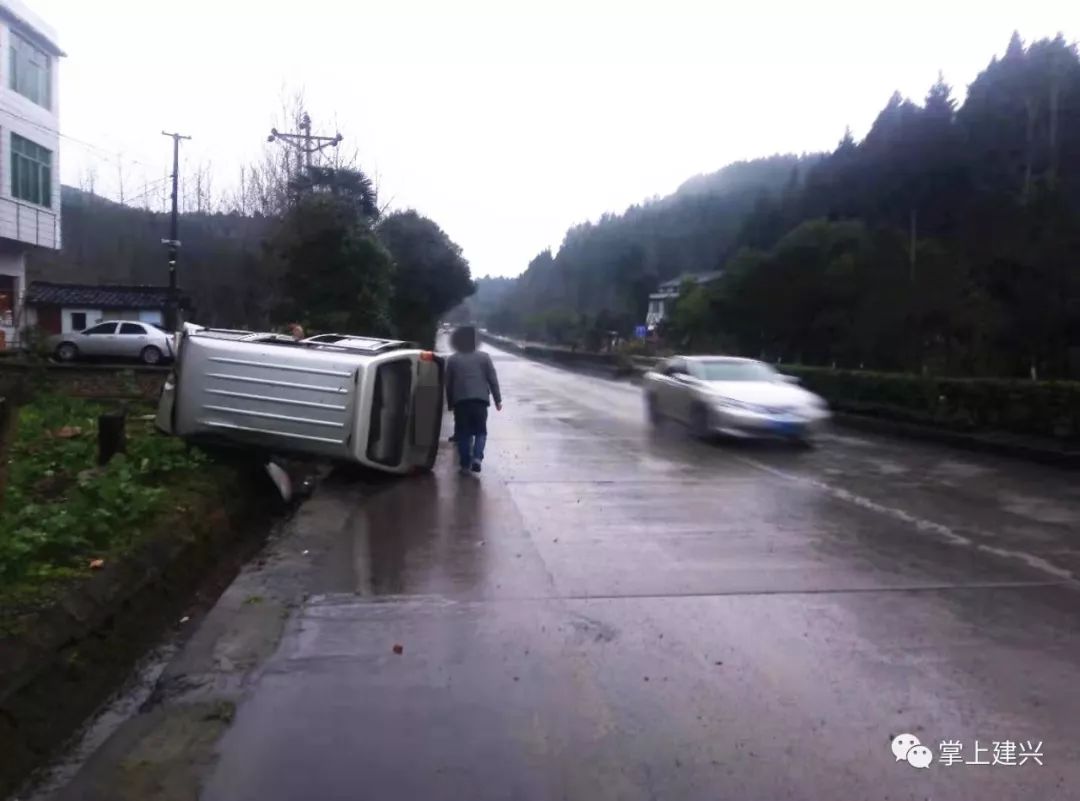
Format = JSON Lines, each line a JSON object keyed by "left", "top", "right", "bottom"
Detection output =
{"left": 0, "top": 10, "right": 60, "bottom": 250}
{"left": 62, "top": 307, "right": 102, "bottom": 333}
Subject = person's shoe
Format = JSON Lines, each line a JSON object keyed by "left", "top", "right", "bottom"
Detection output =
{"left": 470, "top": 461, "right": 482, "bottom": 473}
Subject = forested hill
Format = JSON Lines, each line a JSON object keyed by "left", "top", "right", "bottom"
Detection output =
{"left": 29, "top": 186, "right": 272, "bottom": 327}
{"left": 490, "top": 153, "right": 820, "bottom": 334}
{"left": 492, "top": 33, "right": 1080, "bottom": 379}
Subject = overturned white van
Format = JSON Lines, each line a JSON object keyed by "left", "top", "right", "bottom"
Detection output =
{"left": 156, "top": 328, "right": 444, "bottom": 474}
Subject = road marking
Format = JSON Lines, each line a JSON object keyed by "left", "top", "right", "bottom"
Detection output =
{"left": 729, "top": 453, "right": 1077, "bottom": 582}
{"left": 298, "top": 579, "right": 1069, "bottom": 608}
{"left": 499, "top": 344, "right": 1079, "bottom": 584}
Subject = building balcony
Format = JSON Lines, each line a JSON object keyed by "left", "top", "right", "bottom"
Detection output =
{"left": 0, "top": 194, "right": 58, "bottom": 249}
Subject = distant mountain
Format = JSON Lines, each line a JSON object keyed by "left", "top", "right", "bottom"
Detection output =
{"left": 674, "top": 154, "right": 823, "bottom": 198}
{"left": 491, "top": 152, "right": 821, "bottom": 332}
{"left": 29, "top": 187, "right": 274, "bottom": 327}
{"left": 445, "top": 275, "right": 515, "bottom": 324}
{"left": 495, "top": 34, "right": 1080, "bottom": 379}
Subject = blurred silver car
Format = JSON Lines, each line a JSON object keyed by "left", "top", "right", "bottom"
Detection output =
{"left": 50, "top": 320, "right": 175, "bottom": 365}
{"left": 643, "top": 356, "right": 830, "bottom": 444}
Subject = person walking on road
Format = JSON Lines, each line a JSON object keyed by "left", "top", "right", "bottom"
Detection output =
{"left": 445, "top": 327, "right": 502, "bottom": 474}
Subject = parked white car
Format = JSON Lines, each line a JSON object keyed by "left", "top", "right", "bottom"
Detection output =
{"left": 643, "top": 356, "right": 830, "bottom": 444}
{"left": 49, "top": 320, "right": 175, "bottom": 365}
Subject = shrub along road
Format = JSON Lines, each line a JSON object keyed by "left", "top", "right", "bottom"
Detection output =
{"left": 0, "top": 393, "right": 276, "bottom": 796}
{"left": 40, "top": 342, "right": 1080, "bottom": 801}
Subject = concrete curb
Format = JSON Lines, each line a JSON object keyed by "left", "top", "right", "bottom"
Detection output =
{"left": 832, "top": 412, "right": 1080, "bottom": 468}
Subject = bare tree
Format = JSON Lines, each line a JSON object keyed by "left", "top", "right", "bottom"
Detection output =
{"left": 201, "top": 161, "right": 215, "bottom": 213}
{"left": 80, "top": 165, "right": 98, "bottom": 196}
{"left": 225, "top": 89, "right": 369, "bottom": 218}
{"left": 233, "top": 165, "right": 250, "bottom": 216}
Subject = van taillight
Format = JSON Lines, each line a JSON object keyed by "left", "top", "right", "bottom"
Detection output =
{"left": 419, "top": 351, "right": 435, "bottom": 361}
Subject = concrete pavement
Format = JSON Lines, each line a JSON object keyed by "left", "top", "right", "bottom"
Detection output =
{"left": 46, "top": 342, "right": 1080, "bottom": 801}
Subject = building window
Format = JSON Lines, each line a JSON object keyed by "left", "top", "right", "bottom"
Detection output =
{"left": 9, "top": 31, "right": 51, "bottom": 108}
{"left": 71, "top": 312, "right": 86, "bottom": 331}
{"left": 11, "top": 134, "right": 52, "bottom": 207}
{"left": 0, "top": 275, "right": 14, "bottom": 326}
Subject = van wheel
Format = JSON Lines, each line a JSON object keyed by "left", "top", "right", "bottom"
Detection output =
{"left": 141, "top": 346, "right": 163, "bottom": 365}
{"left": 56, "top": 342, "right": 78, "bottom": 362}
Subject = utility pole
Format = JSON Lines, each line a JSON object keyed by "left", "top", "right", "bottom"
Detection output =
{"left": 268, "top": 112, "right": 343, "bottom": 181}
{"left": 161, "top": 131, "right": 191, "bottom": 331}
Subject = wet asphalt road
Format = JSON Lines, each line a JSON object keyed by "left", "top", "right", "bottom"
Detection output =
{"left": 203, "top": 343, "right": 1080, "bottom": 801}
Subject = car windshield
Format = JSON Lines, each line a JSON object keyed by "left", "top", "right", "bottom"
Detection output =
{"left": 696, "top": 360, "right": 778, "bottom": 382}
{"left": 150, "top": 324, "right": 170, "bottom": 333}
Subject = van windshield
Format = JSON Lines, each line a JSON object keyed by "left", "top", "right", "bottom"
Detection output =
{"left": 366, "top": 359, "right": 413, "bottom": 467}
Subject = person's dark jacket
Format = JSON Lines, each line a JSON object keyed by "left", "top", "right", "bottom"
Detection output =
{"left": 446, "top": 351, "right": 501, "bottom": 409}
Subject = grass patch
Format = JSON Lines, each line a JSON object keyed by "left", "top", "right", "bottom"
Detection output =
{"left": 0, "top": 393, "right": 213, "bottom": 600}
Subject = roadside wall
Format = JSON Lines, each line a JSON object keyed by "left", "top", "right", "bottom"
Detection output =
{"left": 480, "top": 332, "right": 1080, "bottom": 463}
{"left": 0, "top": 361, "right": 167, "bottom": 400}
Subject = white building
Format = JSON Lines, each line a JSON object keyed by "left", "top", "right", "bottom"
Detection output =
{"left": 24, "top": 281, "right": 173, "bottom": 334}
{"left": 645, "top": 271, "right": 724, "bottom": 330}
{"left": 0, "top": 0, "right": 61, "bottom": 350}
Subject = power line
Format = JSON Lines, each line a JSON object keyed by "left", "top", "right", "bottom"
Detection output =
{"left": 122, "top": 175, "right": 172, "bottom": 206}
{"left": 0, "top": 102, "right": 160, "bottom": 172}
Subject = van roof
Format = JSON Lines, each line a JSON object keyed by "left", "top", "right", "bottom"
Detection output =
{"left": 301, "top": 334, "right": 414, "bottom": 352}
{"left": 188, "top": 329, "right": 412, "bottom": 353}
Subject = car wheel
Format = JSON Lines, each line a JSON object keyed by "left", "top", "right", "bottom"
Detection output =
{"left": 141, "top": 345, "right": 163, "bottom": 365}
{"left": 55, "top": 342, "right": 78, "bottom": 362}
{"left": 646, "top": 394, "right": 662, "bottom": 425}
{"left": 690, "top": 403, "right": 712, "bottom": 439}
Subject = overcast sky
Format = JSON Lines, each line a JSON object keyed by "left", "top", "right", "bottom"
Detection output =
{"left": 35, "top": 0, "right": 1073, "bottom": 278}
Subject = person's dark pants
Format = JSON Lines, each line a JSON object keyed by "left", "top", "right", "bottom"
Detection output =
{"left": 453, "top": 400, "right": 489, "bottom": 468}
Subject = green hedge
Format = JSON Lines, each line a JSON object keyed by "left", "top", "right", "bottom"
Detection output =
{"left": 782, "top": 366, "right": 1080, "bottom": 442}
